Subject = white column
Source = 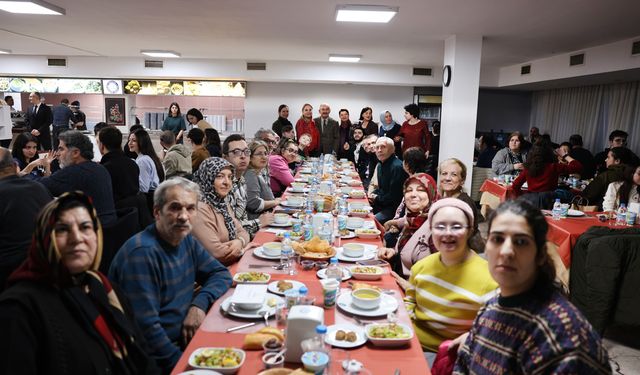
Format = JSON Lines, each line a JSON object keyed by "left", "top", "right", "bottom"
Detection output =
{"left": 440, "top": 35, "right": 482, "bottom": 193}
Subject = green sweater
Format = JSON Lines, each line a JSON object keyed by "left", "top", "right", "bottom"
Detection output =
{"left": 161, "top": 115, "right": 186, "bottom": 135}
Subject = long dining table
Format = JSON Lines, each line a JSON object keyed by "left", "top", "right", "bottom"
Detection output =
{"left": 171, "top": 164, "right": 431, "bottom": 374}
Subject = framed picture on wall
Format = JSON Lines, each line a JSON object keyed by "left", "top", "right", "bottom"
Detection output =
{"left": 104, "top": 97, "right": 126, "bottom": 125}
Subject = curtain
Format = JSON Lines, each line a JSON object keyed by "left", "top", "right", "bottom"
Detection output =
{"left": 530, "top": 81, "right": 640, "bottom": 155}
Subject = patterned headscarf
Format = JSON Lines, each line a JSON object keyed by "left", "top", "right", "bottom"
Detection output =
{"left": 379, "top": 110, "right": 399, "bottom": 132}
{"left": 397, "top": 173, "right": 439, "bottom": 251}
{"left": 8, "top": 192, "right": 146, "bottom": 374}
{"left": 193, "top": 157, "right": 237, "bottom": 239}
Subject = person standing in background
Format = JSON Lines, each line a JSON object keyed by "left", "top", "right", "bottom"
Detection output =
{"left": 378, "top": 110, "right": 402, "bottom": 158}
{"left": 51, "top": 98, "right": 74, "bottom": 150}
{"left": 272, "top": 104, "right": 292, "bottom": 138}
{"left": 295, "top": 103, "right": 320, "bottom": 156}
{"left": 27, "top": 92, "right": 53, "bottom": 151}
{"left": 162, "top": 102, "right": 187, "bottom": 144}
{"left": 358, "top": 106, "right": 378, "bottom": 136}
{"left": 314, "top": 103, "right": 339, "bottom": 155}
{"left": 337, "top": 109, "right": 353, "bottom": 160}
{"left": 428, "top": 121, "right": 441, "bottom": 177}
{"left": 186, "top": 108, "right": 212, "bottom": 130}
{"left": 397, "top": 103, "right": 430, "bottom": 155}
{"left": 70, "top": 100, "right": 87, "bottom": 130}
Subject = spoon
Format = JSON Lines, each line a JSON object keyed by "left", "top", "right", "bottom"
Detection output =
{"left": 261, "top": 310, "right": 270, "bottom": 327}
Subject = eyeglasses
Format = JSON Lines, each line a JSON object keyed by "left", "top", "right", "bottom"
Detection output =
{"left": 285, "top": 148, "right": 297, "bottom": 153}
{"left": 252, "top": 152, "right": 268, "bottom": 157}
{"left": 265, "top": 139, "right": 277, "bottom": 145}
{"left": 227, "top": 148, "right": 251, "bottom": 157}
{"left": 432, "top": 224, "right": 469, "bottom": 234}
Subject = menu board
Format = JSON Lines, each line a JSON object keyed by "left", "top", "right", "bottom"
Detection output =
{"left": 0, "top": 77, "right": 102, "bottom": 94}
{"left": 125, "top": 80, "right": 245, "bottom": 97}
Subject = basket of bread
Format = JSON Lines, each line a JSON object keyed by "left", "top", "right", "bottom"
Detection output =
{"left": 291, "top": 236, "right": 336, "bottom": 261}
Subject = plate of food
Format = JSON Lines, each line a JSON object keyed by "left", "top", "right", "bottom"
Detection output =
{"left": 220, "top": 295, "right": 284, "bottom": 319}
{"left": 336, "top": 292, "right": 398, "bottom": 317}
{"left": 364, "top": 323, "right": 413, "bottom": 347}
{"left": 316, "top": 267, "right": 351, "bottom": 281}
{"left": 567, "top": 209, "right": 586, "bottom": 217}
{"left": 348, "top": 265, "right": 384, "bottom": 281}
{"left": 267, "top": 280, "right": 306, "bottom": 296}
{"left": 325, "top": 323, "right": 367, "bottom": 348}
{"left": 349, "top": 190, "right": 366, "bottom": 199}
{"left": 233, "top": 272, "right": 271, "bottom": 284}
{"left": 291, "top": 236, "right": 337, "bottom": 261}
{"left": 339, "top": 230, "right": 356, "bottom": 239}
{"left": 252, "top": 247, "right": 280, "bottom": 260}
{"left": 275, "top": 231, "right": 304, "bottom": 241}
{"left": 188, "top": 347, "right": 245, "bottom": 374}
{"left": 348, "top": 208, "right": 372, "bottom": 218}
{"left": 354, "top": 228, "right": 381, "bottom": 239}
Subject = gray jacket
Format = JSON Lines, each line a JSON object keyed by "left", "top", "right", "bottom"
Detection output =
{"left": 163, "top": 144, "right": 192, "bottom": 178}
{"left": 314, "top": 116, "right": 339, "bottom": 155}
{"left": 491, "top": 147, "right": 528, "bottom": 175}
{"left": 245, "top": 168, "right": 275, "bottom": 219}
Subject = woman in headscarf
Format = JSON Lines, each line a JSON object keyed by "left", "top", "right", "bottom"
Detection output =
{"left": 404, "top": 198, "right": 497, "bottom": 360}
{"left": 0, "top": 192, "right": 157, "bottom": 375}
{"left": 377, "top": 173, "right": 439, "bottom": 282}
{"left": 378, "top": 110, "right": 402, "bottom": 158}
{"left": 191, "top": 157, "right": 254, "bottom": 266}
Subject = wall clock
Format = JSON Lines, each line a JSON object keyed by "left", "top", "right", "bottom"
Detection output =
{"left": 443, "top": 65, "right": 452, "bottom": 87}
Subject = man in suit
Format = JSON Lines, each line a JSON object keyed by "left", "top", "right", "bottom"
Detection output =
{"left": 26, "top": 92, "right": 53, "bottom": 151}
{"left": 314, "top": 103, "right": 339, "bottom": 155}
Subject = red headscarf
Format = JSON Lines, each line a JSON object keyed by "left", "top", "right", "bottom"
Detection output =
{"left": 397, "top": 173, "right": 439, "bottom": 251}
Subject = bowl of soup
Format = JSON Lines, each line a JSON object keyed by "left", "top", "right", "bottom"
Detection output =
{"left": 351, "top": 288, "right": 381, "bottom": 310}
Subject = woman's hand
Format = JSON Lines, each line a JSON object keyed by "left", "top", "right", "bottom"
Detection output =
{"left": 448, "top": 332, "right": 470, "bottom": 354}
{"left": 243, "top": 242, "right": 259, "bottom": 252}
{"left": 393, "top": 135, "right": 402, "bottom": 143}
{"left": 377, "top": 247, "right": 396, "bottom": 260}
{"left": 226, "top": 239, "right": 243, "bottom": 257}
{"left": 383, "top": 220, "right": 398, "bottom": 231}
{"left": 513, "top": 163, "right": 524, "bottom": 170}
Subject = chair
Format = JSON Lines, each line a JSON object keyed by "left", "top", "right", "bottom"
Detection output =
{"left": 100, "top": 206, "right": 140, "bottom": 273}
{"left": 470, "top": 167, "right": 494, "bottom": 202}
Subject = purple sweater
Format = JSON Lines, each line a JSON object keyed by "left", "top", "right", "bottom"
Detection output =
{"left": 269, "top": 154, "right": 295, "bottom": 196}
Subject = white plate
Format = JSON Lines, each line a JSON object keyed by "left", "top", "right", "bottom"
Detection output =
{"left": 364, "top": 323, "right": 414, "bottom": 348}
{"left": 270, "top": 221, "right": 293, "bottom": 227}
{"left": 316, "top": 268, "right": 352, "bottom": 281}
{"left": 187, "top": 347, "right": 245, "bottom": 374}
{"left": 340, "top": 231, "right": 356, "bottom": 239}
{"left": 220, "top": 295, "right": 284, "bottom": 319}
{"left": 567, "top": 209, "right": 586, "bottom": 217}
{"left": 335, "top": 247, "right": 377, "bottom": 262}
{"left": 288, "top": 188, "right": 309, "bottom": 194}
{"left": 267, "top": 280, "right": 306, "bottom": 296}
{"left": 325, "top": 323, "right": 367, "bottom": 348}
{"left": 336, "top": 292, "right": 399, "bottom": 317}
{"left": 233, "top": 272, "right": 271, "bottom": 284}
{"left": 177, "top": 370, "right": 223, "bottom": 375}
{"left": 253, "top": 247, "right": 281, "bottom": 260}
{"left": 346, "top": 224, "right": 364, "bottom": 231}
{"left": 281, "top": 201, "right": 304, "bottom": 208}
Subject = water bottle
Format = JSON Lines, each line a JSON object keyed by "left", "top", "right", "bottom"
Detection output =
{"left": 325, "top": 257, "right": 343, "bottom": 283}
{"left": 319, "top": 218, "right": 332, "bottom": 243}
{"left": 616, "top": 204, "right": 627, "bottom": 226}
{"left": 552, "top": 199, "right": 562, "bottom": 221}
{"left": 281, "top": 233, "right": 293, "bottom": 271}
{"left": 314, "top": 324, "right": 329, "bottom": 353}
{"left": 303, "top": 210, "right": 314, "bottom": 241}
{"left": 298, "top": 286, "right": 311, "bottom": 305}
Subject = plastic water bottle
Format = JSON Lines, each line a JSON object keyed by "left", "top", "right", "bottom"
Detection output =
{"left": 303, "top": 210, "right": 314, "bottom": 241}
{"left": 339, "top": 195, "right": 349, "bottom": 216}
{"left": 319, "top": 218, "right": 332, "bottom": 243}
{"left": 313, "top": 324, "right": 329, "bottom": 353}
{"left": 281, "top": 233, "right": 294, "bottom": 273}
{"left": 298, "top": 286, "right": 311, "bottom": 305}
{"left": 552, "top": 199, "right": 562, "bottom": 221}
{"left": 616, "top": 204, "right": 627, "bottom": 226}
{"left": 325, "top": 257, "right": 343, "bottom": 283}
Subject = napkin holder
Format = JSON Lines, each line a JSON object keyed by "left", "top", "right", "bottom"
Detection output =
{"left": 284, "top": 305, "right": 324, "bottom": 363}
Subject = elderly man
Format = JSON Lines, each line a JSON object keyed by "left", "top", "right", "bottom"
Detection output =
{"left": 223, "top": 134, "right": 274, "bottom": 239}
{"left": 109, "top": 178, "right": 232, "bottom": 373}
{"left": 254, "top": 128, "right": 278, "bottom": 154}
{"left": 38, "top": 130, "right": 117, "bottom": 226}
{"left": 369, "top": 136, "right": 408, "bottom": 224}
{"left": 314, "top": 103, "right": 339, "bottom": 155}
{"left": 0, "top": 147, "right": 52, "bottom": 291}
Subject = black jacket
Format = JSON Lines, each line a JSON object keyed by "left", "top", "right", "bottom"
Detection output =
{"left": 26, "top": 103, "right": 53, "bottom": 150}
{"left": 0, "top": 281, "right": 159, "bottom": 375}
{"left": 0, "top": 175, "right": 52, "bottom": 291}
{"left": 570, "top": 226, "right": 640, "bottom": 333}
{"left": 100, "top": 150, "right": 140, "bottom": 203}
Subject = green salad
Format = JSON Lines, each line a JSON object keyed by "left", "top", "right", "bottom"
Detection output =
{"left": 368, "top": 324, "right": 410, "bottom": 339}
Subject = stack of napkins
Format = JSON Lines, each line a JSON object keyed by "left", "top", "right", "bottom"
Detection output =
{"left": 230, "top": 284, "right": 267, "bottom": 310}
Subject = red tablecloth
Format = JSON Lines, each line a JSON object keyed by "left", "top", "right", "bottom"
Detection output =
{"left": 545, "top": 214, "right": 639, "bottom": 267}
{"left": 171, "top": 164, "right": 430, "bottom": 374}
{"left": 479, "top": 179, "right": 516, "bottom": 202}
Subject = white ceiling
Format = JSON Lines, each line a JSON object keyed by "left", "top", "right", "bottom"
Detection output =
{"left": 0, "top": 0, "right": 639, "bottom": 70}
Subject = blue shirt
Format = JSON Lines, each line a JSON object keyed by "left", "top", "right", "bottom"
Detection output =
{"left": 108, "top": 224, "right": 232, "bottom": 372}
{"left": 51, "top": 104, "right": 73, "bottom": 128}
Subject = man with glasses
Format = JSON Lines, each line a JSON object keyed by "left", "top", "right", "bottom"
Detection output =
{"left": 224, "top": 134, "right": 274, "bottom": 239}
{"left": 369, "top": 137, "right": 408, "bottom": 224}
{"left": 594, "top": 130, "right": 639, "bottom": 174}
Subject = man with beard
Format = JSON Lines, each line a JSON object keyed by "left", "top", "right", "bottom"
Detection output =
{"left": 224, "top": 134, "right": 274, "bottom": 239}
{"left": 109, "top": 178, "right": 232, "bottom": 373}
{"left": 37, "top": 130, "right": 116, "bottom": 226}
{"left": 357, "top": 134, "right": 378, "bottom": 190}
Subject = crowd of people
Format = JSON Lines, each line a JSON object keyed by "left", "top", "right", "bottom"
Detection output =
{"left": 0, "top": 97, "right": 630, "bottom": 374}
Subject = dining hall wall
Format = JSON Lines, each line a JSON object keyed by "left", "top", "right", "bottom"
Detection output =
{"left": 475, "top": 89, "right": 532, "bottom": 135}
{"left": 244, "top": 82, "right": 413, "bottom": 140}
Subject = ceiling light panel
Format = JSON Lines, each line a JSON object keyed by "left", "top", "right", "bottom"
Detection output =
{"left": 0, "top": 48, "right": 12, "bottom": 54}
{"left": 140, "top": 50, "right": 181, "bottom": 58}
{"left": 329, "top": 54, "right": 362, "bottom": 63}
{"left": 0, "top": 0, "right": 65, "bottom": 15}
{"left": 336, "top": 5, "right": 398, "bottom": 23}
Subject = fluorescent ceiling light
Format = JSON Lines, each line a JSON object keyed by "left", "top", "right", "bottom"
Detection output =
{"left": 0, "top": 0, "right": 65, "bottom": 15}
{"left": 0, "top": 49, "right": 12, "bottom": 54}
{"left": 140, "top": 50, "right": 181, "bottom": 58}
{"left": 329, "top": 54, "right": 362, "bottom": 63}
{"left": 336, "top": 5, "right": 398, "bottom": 23}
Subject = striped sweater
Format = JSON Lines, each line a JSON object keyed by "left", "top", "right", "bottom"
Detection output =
{"left": 454, "top": 285, "right": 611, "bottom": 374}
{"left": 404, "top": 253, "right": 498, "bottom": 351}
